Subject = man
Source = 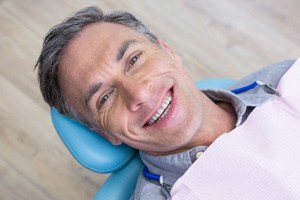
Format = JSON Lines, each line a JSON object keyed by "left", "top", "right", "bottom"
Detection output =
{"left": 36, "top": 6, "right": 294, "bottom": 199}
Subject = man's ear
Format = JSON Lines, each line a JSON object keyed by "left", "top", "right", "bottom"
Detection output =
{"left": 91, "top": 127, "right": 122, "bottom": 146}
{"left": 157, "top": 37, "right": 182, "bottom": 64}
{"left": 158, "top": 37, "right": 173, "bottom": 51}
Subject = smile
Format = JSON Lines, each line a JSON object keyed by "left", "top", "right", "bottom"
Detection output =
{"left": 146, "top": 94, "right": 172, "bottom": 126}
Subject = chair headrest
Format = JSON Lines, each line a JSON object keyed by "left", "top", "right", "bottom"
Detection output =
{"left": 50, "top": 107, "right": 137, "bottom": 173}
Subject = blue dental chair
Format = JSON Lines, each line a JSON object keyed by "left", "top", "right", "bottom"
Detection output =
{"left": 50, "top": 78, "right": 235, "bottom": 200}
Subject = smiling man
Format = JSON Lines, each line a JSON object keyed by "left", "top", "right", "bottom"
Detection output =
{"left": 58, "top": 21, "right": 235, "bottom": 155}
{"left": 36, "top": 6, "right": 294, "bottom": 200}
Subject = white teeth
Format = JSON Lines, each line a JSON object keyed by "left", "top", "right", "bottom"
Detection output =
{"left": 147, "top": 95, "right": 172, "bottom": 125}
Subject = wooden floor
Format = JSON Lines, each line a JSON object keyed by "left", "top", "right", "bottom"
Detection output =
{"left": 0, "top": 0, "right": 299, "bottom": 199}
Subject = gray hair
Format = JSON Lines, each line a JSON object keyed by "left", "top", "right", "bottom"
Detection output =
{"left": 35, "top": 6, "right": 158, "bottom": 124}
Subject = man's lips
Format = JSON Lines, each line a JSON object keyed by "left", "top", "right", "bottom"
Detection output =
{"left": 145, "top": 89, "right": 173, "bottom": 126}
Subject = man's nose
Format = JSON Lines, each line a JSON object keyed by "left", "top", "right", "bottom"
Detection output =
{"left": 117, "top": 76, "right": 152, "bottom": 111}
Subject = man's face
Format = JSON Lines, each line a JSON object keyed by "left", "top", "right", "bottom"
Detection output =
{"left": 59, "top": 22, "right": 207, "bottom": 155}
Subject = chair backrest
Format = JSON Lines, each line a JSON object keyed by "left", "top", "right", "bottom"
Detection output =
{"left": 50, "top": 78, "right": 236, "bottom": 200}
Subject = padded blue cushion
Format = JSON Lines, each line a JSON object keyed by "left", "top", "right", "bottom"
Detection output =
{"left": 195, "top": 78, "right": 236, "bottom": 90}
{"left": 51, "top": 107, "right": 137, "bottom": 173}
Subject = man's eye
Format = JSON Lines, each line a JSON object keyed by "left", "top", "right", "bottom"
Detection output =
{"left": 128, "top": 53, "right": 141, "bottom": 69}
{"left": 101, "top": 94, "right": 110, "bottom": 104}
{"left": 97, "top": 91, "right": 113, "bottom": 109}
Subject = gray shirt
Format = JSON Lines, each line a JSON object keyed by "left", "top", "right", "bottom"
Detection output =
{"left": 130, "top": 60, "right": 295, "bottom": 200}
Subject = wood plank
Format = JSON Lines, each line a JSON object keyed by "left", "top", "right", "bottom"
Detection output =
{"left": 0, "top": 75, "right": 107, "bottom": 200}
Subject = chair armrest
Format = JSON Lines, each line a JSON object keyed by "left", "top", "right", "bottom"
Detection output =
{"left": 94, "top": 155, "right": 144, "bottom": 200}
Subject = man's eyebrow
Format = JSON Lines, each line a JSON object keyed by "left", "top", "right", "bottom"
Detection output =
{"left": 84, "top": 82, "right": 102, "bottom": 106}
{"left": 116, "top": 39, "right": 137, "bottom": 61}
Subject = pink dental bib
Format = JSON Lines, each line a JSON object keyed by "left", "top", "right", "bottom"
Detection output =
{"left": 171, "top": 58, "right": 300, "bottom": 200}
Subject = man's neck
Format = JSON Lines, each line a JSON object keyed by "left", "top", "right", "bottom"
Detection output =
{"left": 199, "top": 97, "right": 237, "bottom": 146}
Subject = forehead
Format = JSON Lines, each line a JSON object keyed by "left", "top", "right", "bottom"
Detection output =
{"left": 68, "top": 22, "right": 147, "bottom": 52}
{"left": 60, "top": 22, "right": 149, "bottom": 70}
{"left": 59, "top": 22, "right": 150, "bottom": 84}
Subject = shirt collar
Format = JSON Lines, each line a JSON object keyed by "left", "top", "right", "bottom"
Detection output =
{"left": 140, "top": 145, "right": 208, "bottom": 186}
{"left": 202, "top": 88, "right": 248, "bottom": 126}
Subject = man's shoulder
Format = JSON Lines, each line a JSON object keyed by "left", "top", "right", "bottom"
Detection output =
{"left": 229, "top": 59, "right": 295, "bottom": 90}
{"left": 226, "top": 59, "right": 295, "bottom": 109}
